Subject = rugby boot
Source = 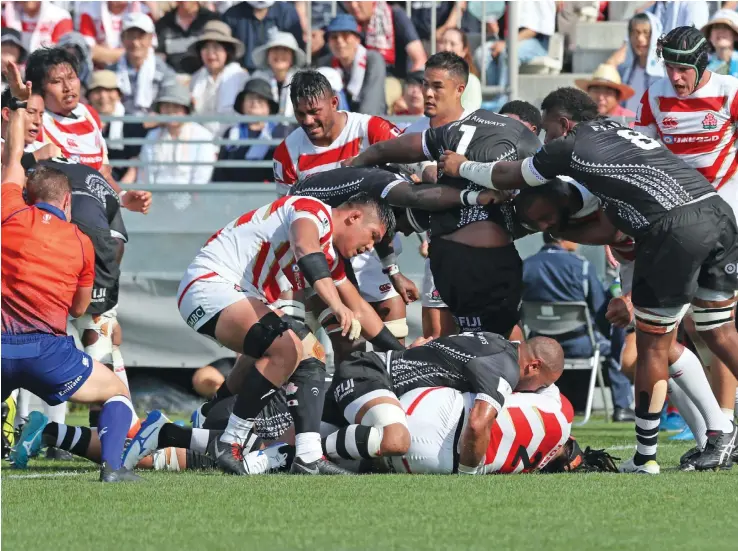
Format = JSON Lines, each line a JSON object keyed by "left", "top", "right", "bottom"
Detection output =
{"left": 100, "top": 462, "right": 143, "bottom": 482}
{"left": 685, "top": 426, "right": 736, "bottom": 471}
{"left": 290, "top": 456, "right": 355, "bottom": 475}
{"left": 208, "top": 437, "right": 247, "bottom": 475}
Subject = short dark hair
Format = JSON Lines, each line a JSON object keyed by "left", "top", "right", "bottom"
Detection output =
{"left": 1, "top": 87, "right": 13, "bottom": 109}
{"left": 425, "top": 51, "right": 469, "bottom": 85}
{"left": 540, "top": 87, "right": 598, "bottom": 123}
{"left": 289, "top": 69, "right": 333, "bottom": 107}
{"left": 500, "top": 100, "right": 543, "bottom": 132}
{"left": 342, "top": 192, "right": 396, "bottom": 239}
{"left": 26, "top": 166, "right": 71, "bottom": 204}
{"left": 25, "top": 47, "right": 80, "bottom": 95}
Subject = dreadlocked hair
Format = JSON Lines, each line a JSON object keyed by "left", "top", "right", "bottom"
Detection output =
{"left": 289, "top": 69, "right": 333, "bottom": 107}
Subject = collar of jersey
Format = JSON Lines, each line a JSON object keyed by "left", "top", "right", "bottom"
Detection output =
{"left": 35, "top": 202, "right": 66, "bottom": 221}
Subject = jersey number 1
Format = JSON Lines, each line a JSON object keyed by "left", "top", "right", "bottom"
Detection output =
{"left": 456, "top": 125, "right": 477, "bottom": 155}
{"left": 616, "top": 129, "right": 660, "bottom": 150}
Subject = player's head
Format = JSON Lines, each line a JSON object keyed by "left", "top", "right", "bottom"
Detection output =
{"left": 290, "top": 69, "right": 339, "bottom": 143}
{"left": 423, "top": 51, "right": 468, "bottom": 119}
{"left": 516, "top": 337, "right": 565, "bottom": 391}
{"left": 540, "top": 87, "right": 598, "bottom": 144}
{"left": 1, "top": 88, "right": 44, "bottom": 145}
{"left": 332, "top": 192, "right": 395, "bottom": 258}
{"left": 657, "top": 26, "right": 710, "bottom": 97}
{"left": 514, "top": 177, "right": 581, "bottom": 233}
{"left": 543, "top": 232, "right": 579, "bottom": 252}
{"left": 500, "top": 100, "right": 543, "bottom": 135}
{"left": 26, "top": 165, "right": 72, "bottom": 219}
{"left": 25, "top": 47, "right": 81, "bottom": 116}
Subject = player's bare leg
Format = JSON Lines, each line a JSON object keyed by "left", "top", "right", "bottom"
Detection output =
{"left": 371, "top": 295, "right": 408, "bottom": 348}
{"left": 422, "top": 306, "right": 457, "bottom": 339}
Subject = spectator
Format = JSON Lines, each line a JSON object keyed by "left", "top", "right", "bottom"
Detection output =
{"left": 57, "top": 32, "right": 94, "bottom": 90}
{"left": 438, "top": 27, "right": 482, "bottom": 112}
{"left": 522, "top": 234, "right": 635, "bottom": 423}
{"left": 319, "top": 14, "right": 386, "bottom": 115}
{"left": 155, "top": 1, "right": 220, "bottom": 74}
{"left": 475, "top": 0, "right": 556, "bottom": 90}
{"left": 1, "top": 1, "right": 73, "bottom": 52}
{"left": 575, "top": 65, "right": 636, "bottom": 124}
{"left": 611, "top": 12, "right": 664, "bottom": 114}
{"left": 316, "top": 66, "right": 351, "bottom": 111}
{"left": 462, "top": 1, "right": 506, "bottom": 35}
{"left": 188, "top": 20, "right": 249, "bottom": 136}
{"left": 138, "top": 83, "right": 217, "bottom": 186}
{"left": 702, "top": 9, "right": 738, "bottom": 77}
{"left": 250, "top": 29, "right": 307, "bottom": 117}
{"left": 409, "top": 1, "right": 460, "bottom": 44}
{"left": 86, "top": 70, "right": 146, "bottom": 183}
{"left": 222, "top": 1, "right": 305, "bottom": 73}
{"left": 111, "top": 13, "right": 176, "bottom": 115}
{"left": 391, "top": 71, "right": 424, "bottom": 118}
{"left": 212, "top": 77, "right": 291, "bottom": 183}
{"left": 648, "top": 0, "right": 709, "bottom": 34}
{"left": 1, "top": 30, "right": 28, "bottom": 87}
{"left": 302, "top": 1, "right": 334, "bottom": 64}
{"left": 342, "top": 1, "right": 427, "bottom": 79}
{"left": 76, "top": 1, "right": 150, "bottom": 68}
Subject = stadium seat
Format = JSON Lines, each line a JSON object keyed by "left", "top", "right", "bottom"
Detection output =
{"left": 520, "top": 301, "right": 610, "bottom": 426}
{"left": 520, "top": 33, "right": 565, "bottom": 75}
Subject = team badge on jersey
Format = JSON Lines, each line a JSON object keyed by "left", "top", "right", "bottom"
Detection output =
{"left": 702, "top": 113, "right": 718, "bottom": 130}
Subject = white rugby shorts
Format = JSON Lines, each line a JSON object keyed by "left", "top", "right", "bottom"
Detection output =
{"left": 421, "top": 258, "right": 447, "bottom": 309}
{"left": 71, "top": 305, "right": 118, "bottom": 335}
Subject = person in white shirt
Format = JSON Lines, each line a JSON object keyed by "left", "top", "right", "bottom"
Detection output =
{"left": 188, "top": 20, "right": 249, "bottom": 137}
{"left": 138, "top": 83, "right": 218, "bottom": 186}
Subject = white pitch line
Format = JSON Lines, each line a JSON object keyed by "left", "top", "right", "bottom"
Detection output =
{"left": 3, "top": 471, "right": 92, "bottom": 479}
{"left": 608, "top": 443, "right": 683, "bottom": 451}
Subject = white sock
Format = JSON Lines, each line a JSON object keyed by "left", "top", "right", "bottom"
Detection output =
{"left": 44, "top": 402, "right": 67, "bottom": 425}
{"left": 220, "top": 413, "right": 253, "bottom": 445}
{"left": 14, "top": 389, "right": 31, "bottom": 429}
{"left": 721, "top": 408, "right": 735, "bottom": 423}
{"left": 667, "top": 380, "right": 707, "bottom": 449}
{"left": 295, "top": 432, "right": 322, "bottom": 463}
{"left": 189, "top": 428, "right": 210, "bottom": 453}
{"left": 112, "top": 345, "right": 130, "bottom": 389}
{"left": 669, "top": 348, "right": 733, "bottom": 434}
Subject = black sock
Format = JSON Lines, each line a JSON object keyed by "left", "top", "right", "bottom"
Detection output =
{"left": 88, "top": 409, "right": 100, "bottom": 429}
{"left": 285, "top": 358, "right": 326, "bottom": 435}
{"left": 42, "top": 423, "right": 92, "bottom": 458}
{"left": 202, "top": 382, "right": 235, "bottom": 417}
{"left": 157, "top": 423, "right": 193, "bottom": 449}
{"left": 231, "top": 367, "right": 279, "bottom": 421}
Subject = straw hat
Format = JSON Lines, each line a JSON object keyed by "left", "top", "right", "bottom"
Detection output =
{"left": 251, "top": 29, "right": 306, "bottom": 69}
{"left": 575, "top": 64, "right": 635, "bottom": 101}
{"left": 86, "top": 70, "right": 121, "bottom": 96}
{"left": 701, "top": 9, "right": 738, "bottom": 40}
{"left": 190, "top": 20, "right": 245, "bottom": 60}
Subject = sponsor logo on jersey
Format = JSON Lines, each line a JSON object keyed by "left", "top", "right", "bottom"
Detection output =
{"left": 455, "top": 315, "right": 482, "bottom": 331}
{"left": 661, "top": 116, "right": 678, "bottom": 129}
{"left": 67, "top": 137, "right": 78, "bottom": 148}
{"left": 59, "top": 374, "right": 84, "bottom": 396}
{"left": 702, "top": 113, "right": 718, "bottom": 130}
{"left": 333, "top": 379, "right": 355, "bottom": 402}
{"left": 186, "top": 306, "right": 206, "bottom": 328}
{"left": 725, "top": 262, "right": 738, "bottom": 275}
{"left": 662, "top": 134, "right": 719, "bottom": 145}
{"left": 379, "top": 283, "right": 392, "bottom": 294}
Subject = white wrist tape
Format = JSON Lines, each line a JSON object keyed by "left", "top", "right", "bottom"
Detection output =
{"left": 520, "top": 157, "right": 548, "bottom": 187}
{"left": 458, "top": 463, "right": 480, "bottom": 475}
{"left": 382, "top": 264, "right": 401, "bottom": 276}
{"left": 380, "top": 253, "right": 398, "bottom": 268}
{"left": 460, "top": 190, "right": 481, "bottom": 206}
{"left": 459, "top": 161, "right": 497, "bottom": 190}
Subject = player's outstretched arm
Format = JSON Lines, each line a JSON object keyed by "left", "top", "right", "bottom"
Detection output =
{"left": 384, "top": 181, "right": 503, "bottom": 210}
{"left": 458, "top": 400, "right": 498, "bottom": 474}
{"left": 345, "top": 132, "right": 427, "bottom": 167}
{"left": 439, "top": 151, "right": 532, "bottom": 192}
{"left": 2, "top": 62, "right": 31, "bottom": 188}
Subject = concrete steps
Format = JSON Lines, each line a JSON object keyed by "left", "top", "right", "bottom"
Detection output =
{"left": 517, "top": 73, "right": 590, "bottom": 108}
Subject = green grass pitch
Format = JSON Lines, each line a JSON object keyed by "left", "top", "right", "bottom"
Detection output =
{"left": 2, "top": 412, "right": 737, "bottom": 551}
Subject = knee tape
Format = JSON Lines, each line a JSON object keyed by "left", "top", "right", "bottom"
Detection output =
{"left": 384, "top": 318, "right": 408, "bottom": 339}
{"left": 633, "top": 304, "right": 689, "bottom": 335}
{"left": 690, "top": 303, "right": 737, "bottom": 332}
{"left": 242, "top": 312, "right": 289, "bottom": 358}
{"left": 361, "top": 403, "right": 407, "bottom": 429}
{"left": 84, "top": 333, "right": 113, "bottom": 364}
{"left": 272, "top": 299, "right": 306, "bottom": 323}
{"left": 282, "top": 315, "right": 325, "bottom": 362}
{"left": 152, "top": 448, "right": 181, "bottom": 472}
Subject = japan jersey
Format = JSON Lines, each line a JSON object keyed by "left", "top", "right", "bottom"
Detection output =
{"left": 1, "top": 3, "right": 73, "bottom": 51}
{"left": 635, "top": 72, "right": 738, "bottom": 210}
{"left": 191, "top": 196, "right": 347, "bottom": 304}
{"left": 38, "top": 104, "right": 109, "bottom": 171}
{"left": 272, "top": 112, "right": 400, "bottom": 195}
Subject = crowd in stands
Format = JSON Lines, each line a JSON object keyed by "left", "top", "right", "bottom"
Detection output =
{"left": 3, "top": 0, "right": 738, "bottom": 185}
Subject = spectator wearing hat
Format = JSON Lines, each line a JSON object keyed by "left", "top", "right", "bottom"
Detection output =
{"left": 222, "top": 1, "right": 305, "bottom": 73}
{"left": 576, "top": 64, "right": 636, "bottom": 126}
{"left": 86, "top": 70, "right": 147, "bottom": 183}
{"left": 318, "top": 14, "right": 386, "bottom": 115}
{"left": 189, "top": 20, "right": 249, "bottom": 136}
{"left": 139, "top": 83, "right": 218, "bottom": 186}
{"left": 1, "top": 1, "right": 73, "bottom": 53}
{"left": 703, "top": 9, "right": 738, "bottom": 78}
{"left": 1, "top": 30, "right": 28, "bottom": 88}
{"left": 249, "top": 29, "right": 306, "bottom": 118}
{"left": 213, "top": 77, "right": 291, "bottom": 183}
{"left": 110, "top": 12, "right": 176, "bottom": 115}
{"left": 155, "top": 1, "right": 220, "bottom": 74}
{"left": 391, "top": 71, "right": 424, "bottom": 120}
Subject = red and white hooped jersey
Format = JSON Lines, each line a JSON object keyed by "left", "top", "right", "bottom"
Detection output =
{"left": 191, "top": 196, "right": 347, "bottom": 304}
{"left": 76, "top": 1, "right": 150, "bottom": 49}
{"left": 634, "top": 72, "right": 738, "bottom": 192}
{"left": 1, "top": 3, "right": 73, "bottom": 51}
{"left": 474, "top": 385, "right": 574, "bottom": 474}
{"left": 272, "top": 112, "right": 400, "bottom": 194}
{"left": 38, "top": 104, "right": 108, "bottom": 171}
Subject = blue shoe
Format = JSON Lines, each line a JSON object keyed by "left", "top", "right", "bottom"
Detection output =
{"left": 191, "top": 404, "right": 206, "bottom": 428}
{"left": 669, "top": 426, "right": 695, "bottom": 441}
{"left": 122, "top": 410, "right": 170, "bottom": 470}
{"left": 660, "top": 412, "right": 686, "bottom": 432}
{"left": 174, "top": 420, "right": 186, "bottom": 427}
{"left": 10, "top": 411, "right": 48, "bottom": 469}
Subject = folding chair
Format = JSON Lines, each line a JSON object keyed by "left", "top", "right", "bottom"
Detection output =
{"left": 520, "top": 301, "right": 610, "bottom": 425}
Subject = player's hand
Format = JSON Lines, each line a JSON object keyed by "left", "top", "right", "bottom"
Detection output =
{"left": 438, "top": 150, "right": 467, "bottom": 178}
{"left": 421, "top": 164, "right": 437, "bottom": 184}
{"left": 478, "top": 189, "right": 513, "bottom": 206}
{"left": 341, "top": 156, "right": 359, "bottom": 168}
{"left": 121, "top": 189, "right": 153, "bottom": 214}
{"left": 390, "top": 273, "right": 420, "bottom": 304}
{"left": 606, "top": 295, "right": 633, "bottom": 328}
{"left": 332, "top": 304, "right": 358, "bottom": 338}
{"left": 409, "top": 336, "right": 433, "bottom": 348}
{"left": 5, "top": 62, "right": 31, "bottom": 101}
{"left": 33, "top": 143, "right": 63, "bottom": 161}
{"left": 604, "top": 245, "right": 620, "bottom": 269}
{"left": 419, "top": 239, "right": 429, "bottom": 258}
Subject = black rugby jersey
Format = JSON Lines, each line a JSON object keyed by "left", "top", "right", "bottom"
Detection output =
{"left": 422, "top": 110, "right": 541, "bottom": 237}
{"left": 527, "top": 119, "right": 715, "bottom": 238}
{"left": 291, "top": 167, "right": 409, "bottom": 206}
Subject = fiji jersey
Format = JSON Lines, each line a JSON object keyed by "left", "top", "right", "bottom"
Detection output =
{"left": 189, "top": 196, "right": 346, "bottom": 304}
{"left": 272, "top": 112, "right": 400, "bottom": 195}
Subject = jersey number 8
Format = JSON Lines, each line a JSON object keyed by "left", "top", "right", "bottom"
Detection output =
{"left": 616, "top": 129, "right": 660, "bottom": 151}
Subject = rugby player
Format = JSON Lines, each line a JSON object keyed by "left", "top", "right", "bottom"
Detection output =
{"left": 449, "top": 103, "right": 738, "bottom": 475}
{"left": 176, "top": 191, "right": 393, "bottom": 475}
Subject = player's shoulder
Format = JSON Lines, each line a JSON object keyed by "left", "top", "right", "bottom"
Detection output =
{"left": 281, "top": 126, "right": 310, "bottom": 152}
{"left": 402, "top": 116, "right": 431, "bottom": 134}
{"left": 78, "top": 103, "right": 103, "bottom": 128}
